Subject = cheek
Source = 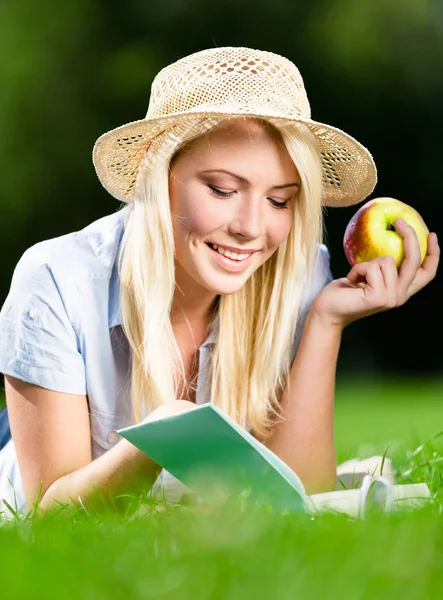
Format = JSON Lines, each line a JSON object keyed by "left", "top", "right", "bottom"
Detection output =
{"left": 189, "top": 207, "right": 220, "bottom": 235}
{"left": 268, "top": 210, "right": 293, "bottom": 248}
{"left": 173, "top": 196, "right": 222, "bottom": 239}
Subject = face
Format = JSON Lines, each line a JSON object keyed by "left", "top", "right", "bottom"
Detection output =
{"left": 169, "top": 118, "right": 300, "bottom": 298}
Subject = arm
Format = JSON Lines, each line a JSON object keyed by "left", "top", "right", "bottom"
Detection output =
{"left": 5, "top": 376, "right": 160, "bottom": 514}
{"left": 265, "top": 311, "right": 341, "bottom": 494}
{"left": 266, "top": 221, "right": 439, "bottom": 495}
{"left": 1, "top": 248, "right": 161, "bottom": 513}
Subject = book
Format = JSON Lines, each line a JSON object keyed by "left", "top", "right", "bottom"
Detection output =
{"left": 118, "top": 403, "right": 431, "bottom": 517}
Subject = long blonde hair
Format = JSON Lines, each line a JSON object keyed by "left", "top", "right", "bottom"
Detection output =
{"left": 118, "top": 116, "right": 324, "bottom": 439}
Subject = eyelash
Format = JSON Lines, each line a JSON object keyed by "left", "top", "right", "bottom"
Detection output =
{"left": 208, "top": 185, "right": 289, "bottom": 209}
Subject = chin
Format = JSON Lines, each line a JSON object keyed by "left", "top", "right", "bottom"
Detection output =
{"left": 201, "top": 273, "right": 251, "bottom": 296}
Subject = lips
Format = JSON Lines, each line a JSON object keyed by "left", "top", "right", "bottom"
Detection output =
{"left": 206, "top": 242, "right": 258, "bottom": 254}
{"left": 206, "top": 242, "right": 256, "bottom": 273}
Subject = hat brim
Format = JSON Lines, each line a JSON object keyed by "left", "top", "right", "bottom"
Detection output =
{"left": 92, "top": 109, "right": 377, "bottom": 207}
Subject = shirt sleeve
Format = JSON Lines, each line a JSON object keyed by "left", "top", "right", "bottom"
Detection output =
{"left": 290, "top": 244, "right": 334, "bottom": 364}
{"left": 0, "top": 245, "right": 87, "bottom": 395}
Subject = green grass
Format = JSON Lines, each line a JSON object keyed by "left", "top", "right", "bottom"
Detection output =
{"left": 335, "top": 377, "right": 443, "bottom": 461}
{"left": 2, "top": 377, "right": 443, "bottom": 599}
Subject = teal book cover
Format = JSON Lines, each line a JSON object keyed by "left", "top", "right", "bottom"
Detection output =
{"left": 118, "top": 403, "right": 308, "bottom": 513}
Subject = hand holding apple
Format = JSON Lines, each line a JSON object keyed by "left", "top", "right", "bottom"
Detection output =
{"left": 343, "top": 197, "right": 429, "bottom": 269}
{"left": 311, "top": 198, "right": 439, "bottom": 330}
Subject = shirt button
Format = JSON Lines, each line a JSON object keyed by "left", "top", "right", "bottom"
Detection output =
{"left": 29, "top": 308, "right": 40, "bottom": 319}
{"left": 107, "top": 430, "right": 120, "bottom": 444}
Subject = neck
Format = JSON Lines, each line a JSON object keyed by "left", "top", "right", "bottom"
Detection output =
{"left": 171, "top": 270, "right": 219, "bottom": 332}
{"left": 171, "top": 291, "right": 218, "bottom": 330}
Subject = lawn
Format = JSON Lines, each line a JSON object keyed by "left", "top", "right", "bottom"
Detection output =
{"left": 1, "top": 377, "right": 443, "bottom": 599}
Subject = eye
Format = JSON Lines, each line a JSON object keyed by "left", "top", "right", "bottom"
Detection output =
{"left": 268, "top": 199, "right": 289, "bottom": 209}
{"left": 208, "top": 184, "right": 290, "bottom": 209}
{"left": 208, "top": 185, "right": 235, "bottom": 198}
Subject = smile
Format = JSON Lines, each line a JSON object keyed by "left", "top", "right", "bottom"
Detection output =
{"left": 207, "top": 243, "right": 252, "bottom": 261}
{"left": 206, "top": 242, "right": 257, "bottom": 273}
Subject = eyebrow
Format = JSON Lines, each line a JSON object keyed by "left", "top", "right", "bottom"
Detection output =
{"left": 199, "top": 169, "right": 300, "bottom": 189}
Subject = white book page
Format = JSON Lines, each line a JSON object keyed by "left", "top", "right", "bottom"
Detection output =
{"left": 307, "top": 480, "right": 431, "bottom": 517}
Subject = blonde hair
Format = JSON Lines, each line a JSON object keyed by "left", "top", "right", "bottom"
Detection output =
{"left": 118, "top": 116, "right": 324, "bottom": 439}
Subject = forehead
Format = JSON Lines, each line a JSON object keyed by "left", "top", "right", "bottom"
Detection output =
{"left": 193, "top": 118, "right": 281, "bottom": 149}
{"left": 175, "top": 118, "right": 299, "bottom": 181}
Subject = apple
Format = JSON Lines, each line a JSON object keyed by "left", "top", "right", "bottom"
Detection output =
{"left": 343, "top": 197, "right": 429, "bottom": 269}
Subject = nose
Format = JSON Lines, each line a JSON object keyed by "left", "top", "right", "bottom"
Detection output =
{"left": 227, "top": 195, "right": 263, "bottom": 241}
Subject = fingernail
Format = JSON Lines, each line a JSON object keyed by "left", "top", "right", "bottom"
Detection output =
{"left": 396, "top": 218, "right": 406, "bottom": 226}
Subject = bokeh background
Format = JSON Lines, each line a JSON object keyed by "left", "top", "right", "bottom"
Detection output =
{"left": 1, "top": 0, "right": 442, "bottom": 385}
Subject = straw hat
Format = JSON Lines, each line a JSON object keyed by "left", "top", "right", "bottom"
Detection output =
{"left": 93, "top": 46, "right": 377, "bottom": 207}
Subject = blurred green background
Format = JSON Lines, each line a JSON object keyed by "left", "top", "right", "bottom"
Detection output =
{"left": 0, "top": 0, "right": 442, "bottom": 381}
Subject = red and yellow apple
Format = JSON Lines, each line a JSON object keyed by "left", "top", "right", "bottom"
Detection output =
{"left": 343, "top": 197, "right": 429, "bottom": 269}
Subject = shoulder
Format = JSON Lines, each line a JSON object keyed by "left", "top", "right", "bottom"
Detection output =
{"left": 300, "top": 243, "right": 333, "bottom": 308}
{"left": 2, "top": 208, "right": 127, "bottom": 332}
{"left": 12, "top": 208, "right": 126, "bottom": 289}
{"left": 289, "top": 244, "right": 334, "bottom": 361}
{"left": 316, "top": 244, "right": 331, "bottom": 271}
{"left": 314, "top": 243, "right": 333, "bottom": 281}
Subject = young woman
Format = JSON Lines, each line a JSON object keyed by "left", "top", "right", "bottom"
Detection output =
{"left": 0, "top": 47, "right": 439, "bottom": 515}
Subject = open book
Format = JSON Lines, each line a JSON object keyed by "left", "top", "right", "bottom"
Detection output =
{"left": 118, "top": 404, "right": 430, "bottom": 517}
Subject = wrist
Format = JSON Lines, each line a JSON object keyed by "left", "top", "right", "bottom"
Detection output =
{"left": 307, "top": 303, "right": 346, "bottom": 336}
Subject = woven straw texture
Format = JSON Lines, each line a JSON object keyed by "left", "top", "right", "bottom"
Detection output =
{"left": 93, "top": 47, "right": 377, "bottom": 207}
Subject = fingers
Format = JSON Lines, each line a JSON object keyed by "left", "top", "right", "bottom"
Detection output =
{"left": 347, "top": 258, "right": 398, "bottom": 309}
{"left": 378, "top": 256, "right": 398, "bottom": 306}
{"left": 347, "top": 260, "right": 387, "bottom": 304}
{"left": 343, "top": 224, "right": 439, "bottom": 317}
{"left": 346, "top": 261, "right": 383, "bottom": 288}
{"left": 422, "top": 232, "right": 440, "bottom": 278}
{"left": 408, "top": 231, "right": 440, "bottom": 296}
{"left": 394, "top": 219, "right": 423, "bottom": 295}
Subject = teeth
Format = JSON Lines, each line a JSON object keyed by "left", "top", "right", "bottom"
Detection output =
{"left": 209, "top": 243, "right": 251, "bottom": 261}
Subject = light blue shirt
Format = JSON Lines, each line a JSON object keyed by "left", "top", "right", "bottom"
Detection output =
{"left": 0, "top": 206, "right": 333, "bottom": 512}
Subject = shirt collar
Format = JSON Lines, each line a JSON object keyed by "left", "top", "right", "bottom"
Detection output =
{"left": 200, "top": 312, "right": 219, "bottom": 348}
{"left": 108, "top": 260, "right": 122, "bottom": 329}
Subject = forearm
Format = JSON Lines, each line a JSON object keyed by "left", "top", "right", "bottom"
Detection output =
{"left": 266, "top": 309, "right": 342, "bottom": 494}
{"left": 38, "top": 439, "right": 160, "bottom": 514}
